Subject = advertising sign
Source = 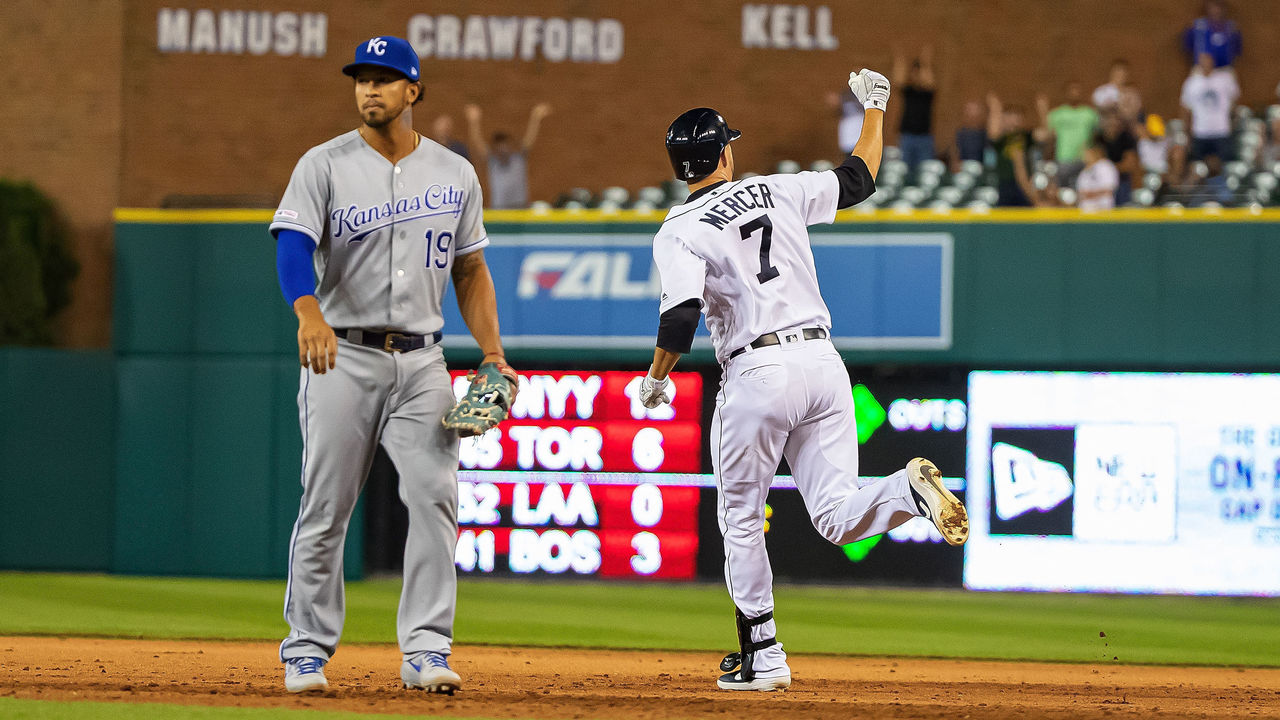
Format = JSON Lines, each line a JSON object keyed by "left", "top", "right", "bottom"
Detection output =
{"left": 966, "top": 371, "right": 1280, "bottom": 596}
{"left": 441, "top": 233, "right": 952, "bottom": 350}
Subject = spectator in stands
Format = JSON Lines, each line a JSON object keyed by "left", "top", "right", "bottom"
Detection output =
{"left": 892, "top": 46, "right": 937, "bottom": 172}
{"left": 826, "top": 88, "right": 864, "bottom": 154}
{"left": 1092, "top": 60, "right": 1140, "bottom": 114}
{"left": 464, "top": 103, "right": 552, "bottom": 209}
{"left": 1180, "top": 52, "right": 1239, "bottom": 161}
{"left": 1037, "top": 83, "right": 1099, "bottom": 185}
{"left": 986, "top": 93, "right": 1037, "bottom": 207}
{"left": 1263, "top": 110, "right": 1280, "bottom": 170}
{"left": 952, "top": 100, "right": 987, "bottom": 171}
{"left": 1198, "top": 155, "right": 1234, "bottom": 205}
{"left": 1098, "top": 110, "right": 1141, "bottom": 206}
{"left": 430, "top": 114, "right": 469, "bottom": 160}
{"left": 1267, "top": 83, "right": 1280, "bottom": 169}
{"left": 1183, "top": 0, "right": 1241, "bottom": 68}
{"left": 1165, "top": 132, "right": 1192, "bottom": 193}
{"left": 1137, "top": 113, "right": 1171, "bottom": 175}
{"left": 1075, "top": 135, "right": 1120, "bottom": 212}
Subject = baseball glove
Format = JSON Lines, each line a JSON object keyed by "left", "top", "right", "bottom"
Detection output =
{"left": 442, "top": 361, "right": 519, "bottom": 437}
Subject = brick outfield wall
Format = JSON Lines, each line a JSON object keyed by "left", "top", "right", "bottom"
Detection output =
{"left": 2, "top": 0, "right": 1279, "bottom": 346}
{"left": 0, "top": 0, "right": 123, "bottom": 347}
{"left": 118, "top": 0, "right": 1280, "bottom": 208}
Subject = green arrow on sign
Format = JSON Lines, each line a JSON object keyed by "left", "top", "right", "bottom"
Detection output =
{"left": 851, "top": 383, "right": 886, "bottom": 444}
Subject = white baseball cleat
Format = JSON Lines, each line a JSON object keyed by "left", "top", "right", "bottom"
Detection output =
{"left": 283, "top": 656, "right": 329, "bottom": 693}
{"left": 907, "top": 457, "right": 969, "bottom": 546}
{"left": 402, "top": 651, "right": 462, "bottom": 695}
{"left": 717, "top": 669, "right": 792, "bottom": 692}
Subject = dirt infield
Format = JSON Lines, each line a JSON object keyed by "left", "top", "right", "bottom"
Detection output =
{"left": 2, "top": 636, "right": 1278, "bottom": 719}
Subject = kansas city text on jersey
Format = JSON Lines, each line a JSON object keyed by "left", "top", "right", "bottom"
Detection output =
{"left": 332, "top": 184, "right": 466, "bottom": 243}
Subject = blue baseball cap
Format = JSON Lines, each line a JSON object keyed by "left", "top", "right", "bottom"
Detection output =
{"left": 342, "top": 36, "right": 420, "bottom": 80}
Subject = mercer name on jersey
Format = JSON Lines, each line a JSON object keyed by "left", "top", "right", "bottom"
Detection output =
{"left": 697, "top": 183, "right": 776, "bottom": 230}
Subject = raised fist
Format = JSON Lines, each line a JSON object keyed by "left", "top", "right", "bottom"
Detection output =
{"left": 848, "top": 68, "right": 891, "bottom": 112}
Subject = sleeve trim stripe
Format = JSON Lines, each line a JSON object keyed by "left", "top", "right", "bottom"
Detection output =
{"left": 455, "top": 236, "right": 490, "bottom": 256}
{"left": 269, "top": 221, "right": 321, "bottom": 243}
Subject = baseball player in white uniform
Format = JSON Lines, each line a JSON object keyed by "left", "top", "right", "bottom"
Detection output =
{"left": 270, "top": 36, "right": 510, "bottom": 695}
{"left": 638, "top": 70, "right": 969, "bottom": 691}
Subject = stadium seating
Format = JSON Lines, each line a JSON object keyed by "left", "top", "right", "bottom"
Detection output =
{"left": 548, "top": 103, "right": 1280, "bottom": 211}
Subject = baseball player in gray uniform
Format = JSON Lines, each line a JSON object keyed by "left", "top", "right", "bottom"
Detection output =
{"left": 638, "top": 70, "right": 969, "bottom": 691}
{"left": 270, "top": 36, "right": 509, "bottom": 695}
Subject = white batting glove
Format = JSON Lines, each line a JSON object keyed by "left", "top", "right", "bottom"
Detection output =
{"left": 638, "top": 372, "right": 672, "bottom": 409}
{"left": 848, "top": 68, "right": 891, "bottom": 112}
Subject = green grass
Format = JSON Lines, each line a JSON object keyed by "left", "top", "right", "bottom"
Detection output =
{"left": 1, "top": 572, "right": 1278, "bottom": 666}
{"left": 0, "top": 698, "right": 491, "bottom": 719}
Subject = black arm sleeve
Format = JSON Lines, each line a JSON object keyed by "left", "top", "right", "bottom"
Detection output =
{"left": 656, "top": 299, "right": 701, "bottom": 354}
{"left": 832, "top": 155, "right": 876, "bottom": 209}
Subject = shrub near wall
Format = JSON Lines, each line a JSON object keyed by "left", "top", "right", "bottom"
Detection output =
{"left": 0, "top": 181, "right": 78, "bottom": 345}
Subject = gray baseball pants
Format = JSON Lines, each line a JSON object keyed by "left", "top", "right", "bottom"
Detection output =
{"left": 280, "top": 339, "right": 459, "bottom": 662}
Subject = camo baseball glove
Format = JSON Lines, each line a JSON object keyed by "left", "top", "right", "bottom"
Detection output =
{"left": 442, "top": 361, "right": 519, "bottom": 437}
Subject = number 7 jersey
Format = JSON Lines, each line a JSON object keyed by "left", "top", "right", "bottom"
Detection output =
{"left": 653, "top": 171, "right": 842, "bottom": 363}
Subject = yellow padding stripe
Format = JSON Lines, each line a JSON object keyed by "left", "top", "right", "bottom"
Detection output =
{"left": 114, "top": 206, "right": 1280, "bottom": 224}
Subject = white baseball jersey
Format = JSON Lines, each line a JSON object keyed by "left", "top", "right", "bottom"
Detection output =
{"left": 653, "top": 172, "right": 840, "bottom": 363}
{"left": 664, "top": 170, "right": 927, "bottom": 682}
{"left": 270, "top": 131, "right": 488, "bottom": 334}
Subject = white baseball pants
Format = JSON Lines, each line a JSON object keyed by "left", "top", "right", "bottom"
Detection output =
{"left": 711, "top": 331, "right": 920, "bottom": 674}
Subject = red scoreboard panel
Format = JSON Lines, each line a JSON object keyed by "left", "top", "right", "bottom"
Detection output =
{"left": 449, "top": 371, "right": 703, "bottom": 473}
{"left": 455, "top": 475, "right": 701, "bottom": 580}
{"left": 451, "top": 371, "right": 705, "bottom": 580}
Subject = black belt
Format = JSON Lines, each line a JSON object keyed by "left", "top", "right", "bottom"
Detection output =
{"left": 336, "top": 328, "right": 442, "bottom": 353}
{"left": 728, "top": 327, "right": 828, "bottom": 359}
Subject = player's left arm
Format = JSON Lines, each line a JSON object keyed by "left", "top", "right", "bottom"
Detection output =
{"left": 848, "top": 69, "right": 888, "bottom": 180}
{"left": 452, "top": 168, "right": 504, "bottom": 363}
{"left": 793, "top": 66, "right": 888, "bottom": 217}
{"left": 451, "top": 249, "right": 504, "bottom": 364}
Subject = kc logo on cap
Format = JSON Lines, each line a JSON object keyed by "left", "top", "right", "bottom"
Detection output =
{"left": 342, "top": 35, "right": 420, "bottom": 80}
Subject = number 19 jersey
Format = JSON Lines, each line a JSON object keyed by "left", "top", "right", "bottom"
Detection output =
{"left": 653, "top": 170, "right": 842, "bottom": 363}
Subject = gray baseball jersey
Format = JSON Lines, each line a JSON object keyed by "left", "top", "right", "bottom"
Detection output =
{"left": 270, "top": 130, "right": 489, "bottom": 333}
{"left": 273, "top": 132, "right": 483, "bottom": 665}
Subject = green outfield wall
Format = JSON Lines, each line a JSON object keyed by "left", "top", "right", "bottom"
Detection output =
{"left": 0, "top": 349, "right": 115, "bottom": 571}
{"left": 110, "top": 211, "right": 1280, "bottom": 367}
{"left": 2, "top": 209, "right": 1278, "bottom": 577}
